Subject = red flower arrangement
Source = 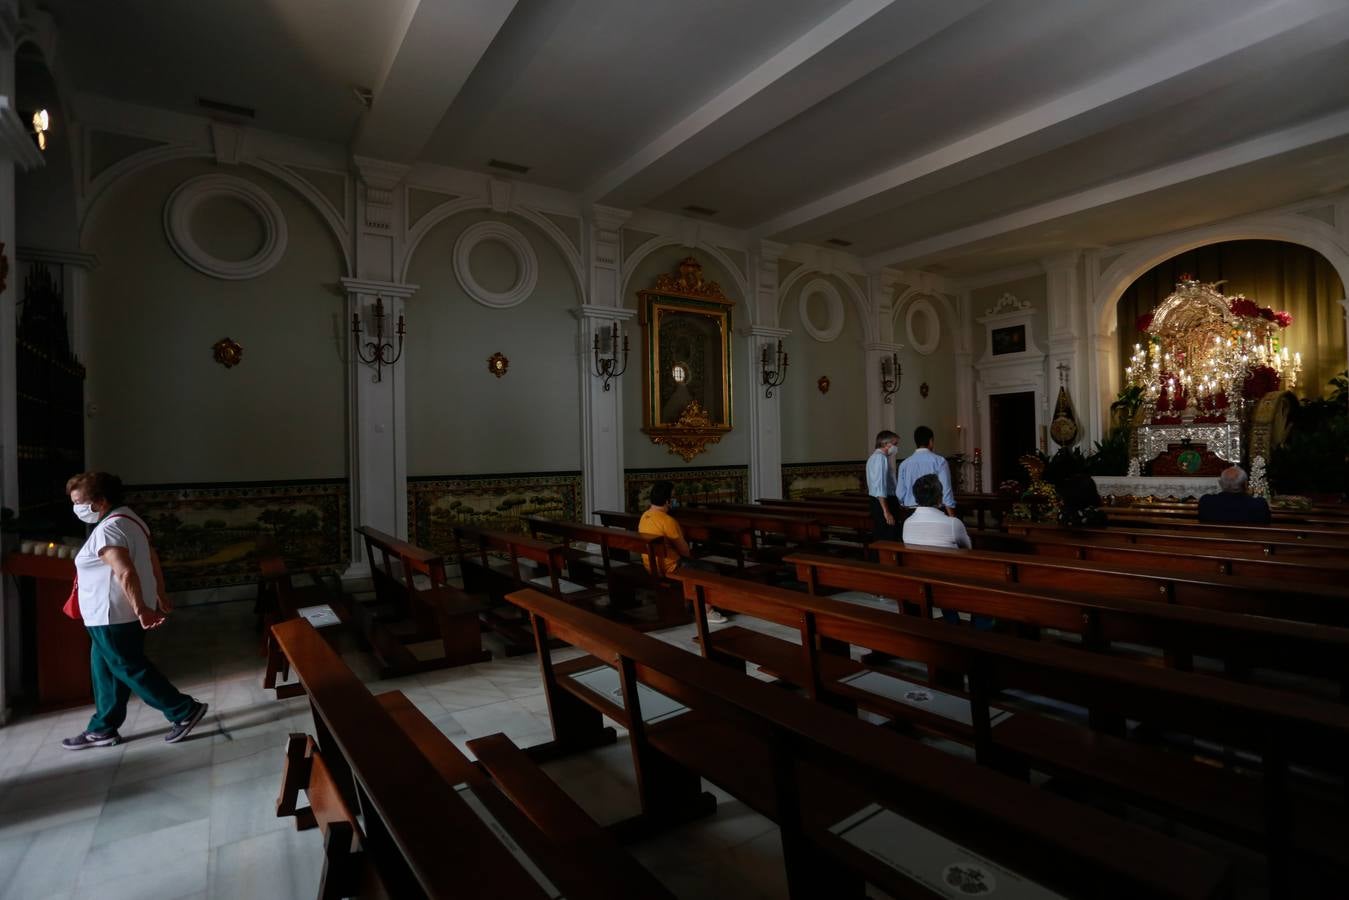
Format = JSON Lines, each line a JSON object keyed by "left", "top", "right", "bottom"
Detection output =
{"left": 1242, "top": 365, "right": 1279, "bottom": 399}
{"left": 1135, "top": 312, "right": 1154, "bottom": 334}
{"left": 1228, "top": 296, "right": 1291, "bottom": 328}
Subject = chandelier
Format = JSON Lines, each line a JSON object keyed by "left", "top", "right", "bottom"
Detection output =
{"left": 1124, "top": 277, "right": 1300, "bottom": 420}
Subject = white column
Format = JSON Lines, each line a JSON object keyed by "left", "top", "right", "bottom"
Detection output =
{"left": 341, "top": 278, "right": 417, "bottom": 566}
{"left": 1340, "top": 299, "right": 1349, "bottom": 381}
{"left": 574, "top": 305, "right": 635, "bottom": 519}
{"left": 576, "top": 205, "right": 632, "bottom": 520}
{"left": 747, "top": 325, "right": 790, "bottom": 500}
{"left": 1042, "top": 252, "right": 1091, "bottom": 444}
{"left": 865, "top": 270, "right": 903, "bottom": 443}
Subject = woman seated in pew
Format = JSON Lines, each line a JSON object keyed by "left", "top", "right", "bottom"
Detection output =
{"left": 902, "top": 474, "right": 992, "bottom": 629}
{"left": 638, "top": 480, "right": 729, "bottom": 625}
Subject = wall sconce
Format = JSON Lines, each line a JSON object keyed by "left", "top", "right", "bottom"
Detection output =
{"left": 351, "top": 295, "right": 405, "bottom": 382}
{"left": 881, "top": 352, "right": 901, "bottom": 404}
{"left": 31, "top": 108, "right": 49, "bottom": 151}
{"left": 591, "top": 322, "right": 628, "bottom": 391}
{"left": 760, "top": 339, "right": 788, "bottom": 398}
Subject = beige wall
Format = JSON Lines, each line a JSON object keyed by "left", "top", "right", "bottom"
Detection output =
{"left": 621, "top": 248, "right": 751, "bottom": 470}
{"left": 404, "top": 209, "right": 583, "bottom": 475}
{"left": 82, "top": 158, "right": 348, "bottom": 483}
{"left": 970, "top": 274, "right": 1048, "bottom": 355}
{"left": 779, "top": 273, "right": 868, "bottom": 462}
{"left": 892, "top": 297, "right": 959, "bottom": 455}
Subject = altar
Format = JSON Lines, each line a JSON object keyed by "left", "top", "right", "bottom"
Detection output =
{"left": 1091, "top": 475, "right": 1219, "bottom": 501}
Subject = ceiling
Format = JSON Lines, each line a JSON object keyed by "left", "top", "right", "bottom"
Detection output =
{"left": 41, "top": 0, "right": 1349, "bottom": 276}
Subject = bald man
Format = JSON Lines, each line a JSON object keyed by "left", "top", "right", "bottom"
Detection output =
{"left": 1197, "top": 466, "right": 1271, "bottom": 525}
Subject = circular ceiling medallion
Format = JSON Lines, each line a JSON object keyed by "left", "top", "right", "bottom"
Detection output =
{"left": 453, "top": 221, "right": 538, "bottom": 308}
{"left": 905, "top": 296, "right": 941, "bottom": 356}
{"left": 797, "top": 277, "right": 845, "bottom": 342}
{"left": 164, "top": 174, "right": 288, "bottom": 280}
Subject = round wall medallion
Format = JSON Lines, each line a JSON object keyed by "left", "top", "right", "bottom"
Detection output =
{"left": 453, "top": 221, "right": 538, "bottom": 308}
{"left": 905, "top": 296, "right": 941, "bottom": 355}
{"left": 164, "top": 174, "right": 288, "bottom": 280}
{"left": 797, "top": 278, "right": 845, "bottom": 342}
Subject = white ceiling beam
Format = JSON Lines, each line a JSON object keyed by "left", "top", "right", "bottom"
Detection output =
{"left": 753, "top": 0, "right": 1349, "bottom": 240}
{"left": 863, "top": 107, "right": 1349, "bottom": 270}
{"left": 352, "top": 0, "right": 518, "bottom": 163}
{"left": 582, "top": 0, "right": 991, "bottom": 208}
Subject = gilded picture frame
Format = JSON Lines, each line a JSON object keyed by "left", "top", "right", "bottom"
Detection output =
{"left": 638, "top": 258, "right": 735, "bottom": 462}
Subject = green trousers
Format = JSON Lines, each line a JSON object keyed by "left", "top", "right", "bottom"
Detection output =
{"left": 86, "top": 622, "right": 195, "bottom": 733}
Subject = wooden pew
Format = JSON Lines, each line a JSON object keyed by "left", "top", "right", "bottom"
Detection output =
{"left": 787, "top": 552, "right": 1349, "bottom": 700}
{"left": 259, "top": 548, "right": 350, "bottom": 699}
{"left": 672, "top": 569, "right": 1349, "bottom": 892}
{"left": 452, "top": 523, "right": 603, "bottom": 653}
{"left": 1090, "top": 515, "right": 1349, "bottom": 544}
{"left": 976, "top": 529, "right": 1349, "bottom": 588}
{"left": 1104, "top": 503, "right": 1349, "bottom": 527}
{"left": 868, "top": 540, "right": 1349, "bottom": 625}
{"left": 1005, "top": 520, "right": 1348, "bottom": 560}
{"left": 270, "top": 618, "right": 655, "bottom": 899}
{"left": 353, "top": 526, "right": 490, "bottom": 675}
{"left": 508, "top": 587, "right": 1229, "bottom": 900}
{"left": 523, "top": 515, "right": 689, "bottom": 630}
{"left": 592, "top": 508, "right": 766, "bottom": 575}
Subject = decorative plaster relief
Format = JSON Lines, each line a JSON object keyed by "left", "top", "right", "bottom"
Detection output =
{"left": 905, "top": 296, "right": 941, "bottom": 355}
{"left": 984, "top": 292, "right": 1031, "bottom": 316}
{"left": 453, "top": 221, "right": 538, "bottom": 308}
{"left": 798, "top": 277, "right": 845, "bottom": 342}
{"left": 163, "top": 174, "right": 288, "bottom": 280}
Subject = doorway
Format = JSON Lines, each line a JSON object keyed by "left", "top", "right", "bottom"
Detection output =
{"left": 989, "top": 391, "right": 1037, "bottom": 488}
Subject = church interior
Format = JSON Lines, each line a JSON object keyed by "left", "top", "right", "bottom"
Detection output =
{"left": 2, "top": 0, "right": 1349, "bottom": 897}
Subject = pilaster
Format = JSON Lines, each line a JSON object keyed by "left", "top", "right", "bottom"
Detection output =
{"left": 352, "top": 155, "right": 410, "bottom": 282}
{"left": 747, "top": 325, "right": 790, "bottom": 500}
{"left": 1340, "top": 299, "right": 1349, "bottom": 380}
{"left": 1042, "top": 252, "right": 1090, "bottom": 444}
{"left": 865, "top": 269, "right": 904, "bottom": 441}
{"left": 341, "top": 277, "right": 418, "bottom": 565}
{"left": 574, "top": 304, "right": 636, "bottom": 519}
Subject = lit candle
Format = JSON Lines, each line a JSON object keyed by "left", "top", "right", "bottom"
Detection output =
{"left": 1282, "top": 347, "right": 1290, "bottom": 362}
{"left": 1294, "top": 352, "right": 1301, "bottom": 367}
{"left": 20, "top": 540, "right": 35, "bottom": 554}
{"left": 45, "top": 542, "right": 58, "bottom": 557}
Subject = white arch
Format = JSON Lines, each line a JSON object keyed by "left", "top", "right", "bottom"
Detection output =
{"left": 78, "top": 146, "right": 354, "bottom": 275}
{"left": 620, "top": 234, "right": 751, "bottom": 321}
{"left": 892, "top": 286, "right": 959, "bottom": 343}
{"left": 400, "top": 197, "right": 584, "bottom": 296}
{"left": 778, "top": 266, "right": 876, "bottom": 344}
{"left": 1092, "top": 212, "right": 1349, "bottom": 335}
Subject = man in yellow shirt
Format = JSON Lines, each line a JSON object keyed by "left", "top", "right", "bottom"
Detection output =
{"left": 638, "top": 481, "right": 728, "bottom": 625}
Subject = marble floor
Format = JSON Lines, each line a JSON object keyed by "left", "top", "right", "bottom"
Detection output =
{"left": 0, "top": 598, "right": 811, "bottom": 900}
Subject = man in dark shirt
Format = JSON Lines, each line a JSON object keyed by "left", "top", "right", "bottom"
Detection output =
{"left": 1197, "top": 466, "right": 1272, "bottom": 525}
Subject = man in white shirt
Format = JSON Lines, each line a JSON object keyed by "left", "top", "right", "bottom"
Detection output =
{"left": 865, "top": 430, "right": 902, "bottom": 540}
{"left": 897, "top": 425, "right": 955, "bottom": 515}
{"left": 902, "top": 474, "right": 991, "bottom": 628}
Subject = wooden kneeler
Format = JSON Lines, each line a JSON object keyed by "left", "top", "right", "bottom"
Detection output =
{"left": 276, "top": 734, "right": 388, "bottom": 899}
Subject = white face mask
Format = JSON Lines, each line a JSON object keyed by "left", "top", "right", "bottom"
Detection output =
{"left": 73, "top": 503, "right": 101, "bottom": 524}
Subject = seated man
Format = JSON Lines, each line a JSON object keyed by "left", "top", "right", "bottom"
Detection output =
{"left": 1197, "top": 466, "right": 1271, "bottom": 525}
{"left": 903, "top": 474, "right": 990, "bottom": 628}
{"left": 638, "top": 480, "right": 728, "bottom": 624}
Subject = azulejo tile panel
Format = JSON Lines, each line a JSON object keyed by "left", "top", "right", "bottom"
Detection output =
{"left": 408, "top": 472, "right": 583, "bottom": 555}
{"left": 781, "top": 461, "right": 864, "bottom": 499}
{"left": 125, "top": 479, "right": 350, "bottom": 591}
{"left": 624, "top": 466, "right": 747, "bottom": 511}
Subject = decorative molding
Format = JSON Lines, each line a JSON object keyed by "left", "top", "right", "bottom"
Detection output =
{"left": 163, "top": 173, "right": 288, "bottom": 280}
{"left": 488, "top": 177, "right": 512, "bottom": 213}
{"left": 16, "top": 246, "right": 99, "bottom": 270}
{"left": 452, "top": 220, "right": 539, "bottom": 308}
{"left": 984, "top": 292, "right": 1031, "bottom": 317}
{"left": 572, "top": 304, "right": 637, "bottom": 323}
{"left": 904, "top": 296, "right": 940, "bottom": 355}
{"left": 796, "top": 277, "right": 845, "bottom": 342}
{"left": 340, "top": 277, "right": 419, "bottom": 300}
{"left": 353, "top": 155, "right": 409, "bottom": 230}
{"left": 209, "top": 122, "right": 246, "bottom": 165}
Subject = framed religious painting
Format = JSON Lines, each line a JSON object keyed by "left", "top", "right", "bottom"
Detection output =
{"left": 991, "top": 324, "right": 1027, "bottom": 356}
{"left": 638, "top": 257, "right": 734, "bottom": 462}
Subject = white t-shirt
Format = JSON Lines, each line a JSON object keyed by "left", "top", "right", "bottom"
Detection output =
{"left": 74, "top": 508, "right": 159, "bottom": 626}
{"left": 901, "top": 506, "right": 971, "bottom": 550}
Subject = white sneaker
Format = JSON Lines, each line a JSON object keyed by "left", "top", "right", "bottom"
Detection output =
{"left": 705, "top": 608, "right": 729, "bottom": 625}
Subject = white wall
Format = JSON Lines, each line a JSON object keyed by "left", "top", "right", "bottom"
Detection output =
{"left": 779, "top": 273, "right": 867, "bottom": 462}
{"left": 404, "top": 209, "right": 583, "bottom": 475}
{"left": 82, "top": 158, "right": 348, "bottom": 482}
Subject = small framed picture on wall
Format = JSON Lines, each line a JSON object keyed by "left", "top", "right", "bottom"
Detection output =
{"left": 991, "top": 324, "right": 1026, "bottom": 356}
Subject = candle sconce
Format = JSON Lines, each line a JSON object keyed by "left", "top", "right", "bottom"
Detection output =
{"left": 591, "top": 322, "right": 629, "bottom": 391}
{"left": 761, "top": 339, "right": 788, "bottom": 398}
{"left": 351, "top": 296, "right": 405, "bottom": 382}
{"left": 881, "top": 352, "right": 901, "bottom": 404}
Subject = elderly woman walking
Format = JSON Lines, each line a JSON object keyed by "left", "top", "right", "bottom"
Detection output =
{"left": 61, "top": 471, "right": 207, "bottom": 749}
